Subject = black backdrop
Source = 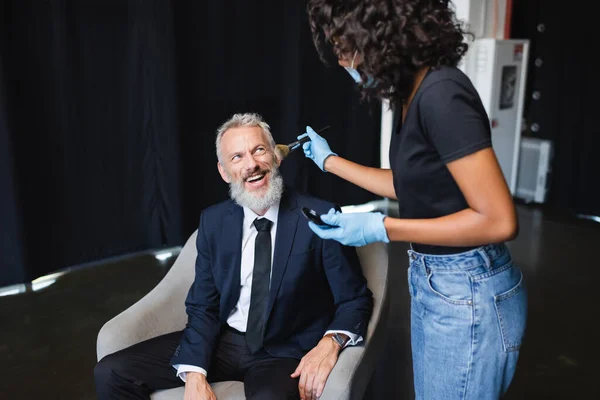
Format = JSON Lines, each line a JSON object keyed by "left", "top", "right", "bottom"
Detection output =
{"left": 511, "top": 1, "right": 600, "bottom": 217}
{"left": 7, "top": 1, "right": 596, "bottom": 288}
{"left": 0, "top": 0, "right": 381, "bottom": 286}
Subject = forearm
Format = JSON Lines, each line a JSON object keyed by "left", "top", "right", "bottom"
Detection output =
{"left": 186, "top": 372, "right": 207, "bottom": 381}
{"left": 384, "top": 208, "right": 518, "bottom": 246}
{"left": 326, "top": 298, "right": 371, "bottom": 339}
{"left": 324, "top": 155, "right": 397, "bottom": 200}
{"left": 174, "top": 306, "right": 221, "bottom": 368}
{"left": 175, "top": 365, "right": 208, "bottom": 381}
{"left": 322, "top": 240, "right": 373, "bottom": 339}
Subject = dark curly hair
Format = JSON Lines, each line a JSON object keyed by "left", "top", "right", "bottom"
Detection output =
{"left": 307, "top": 0, "right": 470, "bottom": 105}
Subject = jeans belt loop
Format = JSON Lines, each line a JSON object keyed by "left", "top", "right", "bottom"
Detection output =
{"left": 477, "top": 247, "right": 492, "bottom": 269}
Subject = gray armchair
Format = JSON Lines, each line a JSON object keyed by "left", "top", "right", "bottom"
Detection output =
{"left": 96, "top": 230, "right": 389, "bottom": 400}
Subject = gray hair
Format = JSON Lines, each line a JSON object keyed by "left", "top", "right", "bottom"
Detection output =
{"left": 215, "top": 113, "right": 276, "bottom": 163}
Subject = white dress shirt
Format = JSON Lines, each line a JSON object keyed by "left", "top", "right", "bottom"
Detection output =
{"left": 174, "top": 201, "right": 361, "bottom": 381}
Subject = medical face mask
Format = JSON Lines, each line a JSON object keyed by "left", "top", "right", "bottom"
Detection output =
{"left": 343, "top": 51, "right": 376, "bottom": 88}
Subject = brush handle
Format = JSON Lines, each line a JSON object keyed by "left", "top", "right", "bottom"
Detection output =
{"left": 288, "top": 125, "right": 330, "bottom": 151}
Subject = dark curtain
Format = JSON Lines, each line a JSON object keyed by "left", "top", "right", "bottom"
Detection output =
{"left": 172, "top": 0, "right": 381, "bottom": 235}
{"left": 0, "top": 0, "right": 183, "bottom": 285}
{"left": 511, "top": 1, "right": 600, "bottom": 216}
{"left": 0, "top": 0, "right": 380, "bottom": 286}
{"left": 0, "top": 50, "right": 26, "bottom": 287}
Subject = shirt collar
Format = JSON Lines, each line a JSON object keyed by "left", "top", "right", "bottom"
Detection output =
{"left": 243, "top": 201, "right": 280, "bottom": 231}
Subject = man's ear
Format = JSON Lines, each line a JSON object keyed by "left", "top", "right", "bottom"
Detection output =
{"left": 272, "top": 151, "right": 281, "bottom": 167}
{"left": 217, "top": 162, "right": 231, "bottom": 183}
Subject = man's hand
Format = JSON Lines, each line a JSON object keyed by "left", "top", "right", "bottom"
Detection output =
{"left": 291, "top": 335, "right": 341, "bottom": 400}
{"left": 184, "top": 372, "right": 216, "bottom": 400}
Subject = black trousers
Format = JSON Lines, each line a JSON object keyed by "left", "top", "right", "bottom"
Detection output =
{"left": 94, "top": 328, "right": 301, "bottom": 400}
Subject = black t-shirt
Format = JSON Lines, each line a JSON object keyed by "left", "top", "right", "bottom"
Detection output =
{"left": 389, "top": 66, "right": 492, "bottom": 254}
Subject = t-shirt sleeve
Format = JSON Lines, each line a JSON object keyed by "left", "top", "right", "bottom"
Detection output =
{"left": 418, "top": 78, "right": 492, "bottom": 164}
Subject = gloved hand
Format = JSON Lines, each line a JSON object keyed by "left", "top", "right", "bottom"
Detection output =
{"left": 298, "top": 126, "right": 337, "bottom": 172}
{"left": 308, "top": 208, "right": 390, "bottom": 247}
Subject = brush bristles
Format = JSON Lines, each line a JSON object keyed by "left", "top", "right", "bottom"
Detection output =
{"left": 275, "top": 144, "right": 290, "bottom": 160}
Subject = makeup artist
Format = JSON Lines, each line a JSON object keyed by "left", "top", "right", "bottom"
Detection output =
{"left": 297, "top": 1, "right": 528, "bottom": 399}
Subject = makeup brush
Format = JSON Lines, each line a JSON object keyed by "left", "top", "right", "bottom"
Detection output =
{"left": 275, "top": 126, "right": 331, "bottom": 161}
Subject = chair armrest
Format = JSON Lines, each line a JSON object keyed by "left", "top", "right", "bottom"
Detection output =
{"left": 96, "top": 280, "right": 189, "bottom": 360}
{"left": 320, "top": 346, "right": 363, "bottom": 399}
{"left": 320, "top": 297, "right": 390, "bottom": 400}
{"left": 97, "top": 232, "right": 198, "bottom": 360}
{"left": 320, "top": 241, "right": 390, "bottom": 400}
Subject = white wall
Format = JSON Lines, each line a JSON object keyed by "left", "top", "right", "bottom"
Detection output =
{"left": 452, "top": 0, "right": 509, "bottom": 39}
{"left": 380, "top": 99, "right": 393, "bottom": 169}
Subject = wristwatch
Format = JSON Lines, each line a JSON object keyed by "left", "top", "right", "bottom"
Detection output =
{"left": 329, "top": 333, "right": 350, "bottom": 349}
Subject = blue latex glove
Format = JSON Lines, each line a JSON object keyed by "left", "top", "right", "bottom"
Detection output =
{"left": 297, "top": 126, "right": 337, "bottom": 172}
{"left": 308, "top": 208, "right": 390, "bottom": 247}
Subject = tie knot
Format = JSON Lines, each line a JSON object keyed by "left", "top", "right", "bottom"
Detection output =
{"left": 253, "top": 218, "right": 272, "bottom": 232}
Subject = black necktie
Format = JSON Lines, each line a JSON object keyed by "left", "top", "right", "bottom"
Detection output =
{"left": 246, "top": 217, "right": 273, "bottom": 353}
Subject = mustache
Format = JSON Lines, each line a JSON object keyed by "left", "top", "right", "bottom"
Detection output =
{"left": 242, "top": 167, "right": 271, "bottom": 181}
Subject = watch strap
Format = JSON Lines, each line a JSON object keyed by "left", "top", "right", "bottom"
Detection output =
{"left": 330, "top": 333, "right": 349, "bottom": 348}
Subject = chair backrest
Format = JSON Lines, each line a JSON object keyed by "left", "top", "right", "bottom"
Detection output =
{"left": 355, "top": 242, "right": 389, "bottom": 342}
{"left": 96, "top": 231, "right": 199, "bottom": 361}
{"left": 150, "top": 230, "right": 199, "bottom": 330}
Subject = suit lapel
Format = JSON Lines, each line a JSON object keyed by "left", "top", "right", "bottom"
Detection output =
{"left": 221, "top": 202, "right": 243, "bottom": 317}
{"left": 266, "top": 189, "right": 298, "bottom": 318}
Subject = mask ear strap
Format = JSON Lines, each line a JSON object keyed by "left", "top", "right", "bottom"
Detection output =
{"left": 351, "top": 51, "right": 358, "bottom": 69}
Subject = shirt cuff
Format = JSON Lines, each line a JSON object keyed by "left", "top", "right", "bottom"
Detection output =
{"left": 324, "top": 330, "right": 363, "bottom": 348}
{"left": 173, "top": 364, "right": 207, "bottom": 382}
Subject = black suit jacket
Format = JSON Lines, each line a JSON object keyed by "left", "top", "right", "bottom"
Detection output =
{"left": 171, "top": 188, "right": 373, "bottom": 370}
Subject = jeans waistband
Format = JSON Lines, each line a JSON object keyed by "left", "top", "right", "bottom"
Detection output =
{"left": 408, "top": 243, "right": 509, "bottom": 270}
{"left": 410, "top": 243, "right": 478, "bottom": 255}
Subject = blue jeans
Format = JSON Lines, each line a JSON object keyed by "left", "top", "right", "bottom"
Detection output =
{"left": 407, "top": 243, "right": 527, "bottom": 399}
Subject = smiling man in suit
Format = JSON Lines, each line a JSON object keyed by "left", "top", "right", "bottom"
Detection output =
{"left": 94, "top": 113, "right": 373, "bottom": 400}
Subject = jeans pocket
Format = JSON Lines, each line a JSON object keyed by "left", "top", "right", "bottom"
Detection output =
{"left": 494, "top": 270, "right": 527, "bottom": 352}
{"left": 426, "top": 269, "right": 473, "bottom": 306}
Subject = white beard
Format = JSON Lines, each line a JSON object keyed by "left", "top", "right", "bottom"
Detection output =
{"left": 229, "top": 167, "right": 284, "bottom": 212}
